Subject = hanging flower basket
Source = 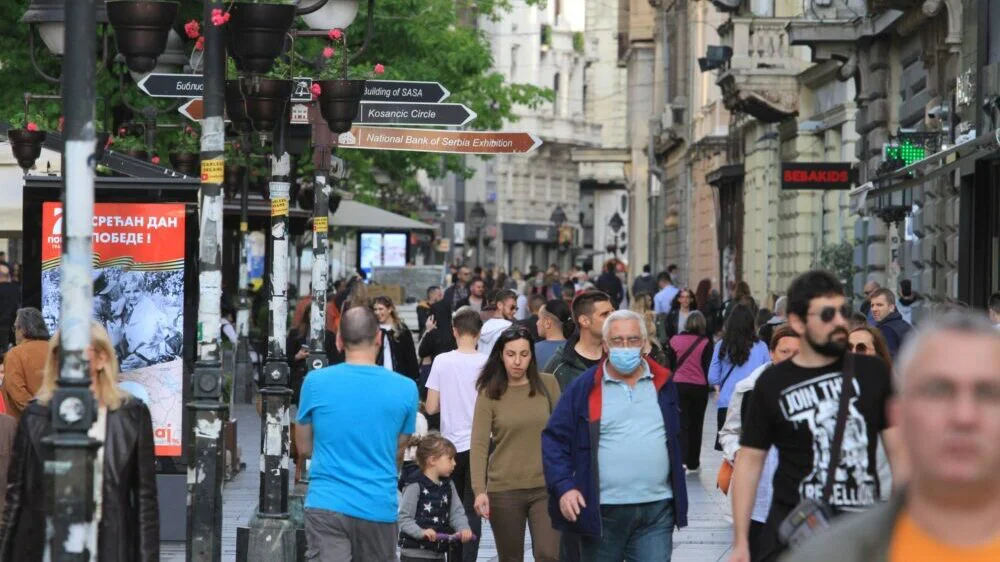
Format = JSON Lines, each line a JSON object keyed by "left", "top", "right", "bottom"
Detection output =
{"left": 238, "top": 77, "right": 292, "bottom": 133}
{"left": 7, "top": 130, "right": 47, "bottom": 171}
{"left": 227, "top": 3, "right": 296, "bottom": 74}
{"left": 170, "top": 152, "right": 200, "bottom": 176}
{"left": 107, "top": 0, "right": 180, "bottom": 73}
{"left": 316, "top": 79, "right": 366, "bottom": 134}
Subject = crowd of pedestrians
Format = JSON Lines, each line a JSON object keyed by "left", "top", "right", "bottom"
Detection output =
{"left": 292, "top": 259, "right": 1000, "bottom": 562}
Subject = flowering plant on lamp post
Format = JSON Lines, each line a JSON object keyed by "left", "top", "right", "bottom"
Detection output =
{"left": 312, "top": 28, "right": 385, "bottom": 133}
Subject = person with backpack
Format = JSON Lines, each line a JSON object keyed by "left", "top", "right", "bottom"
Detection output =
{"left": 669, "top": 311, "right": 714, "bottom": 473}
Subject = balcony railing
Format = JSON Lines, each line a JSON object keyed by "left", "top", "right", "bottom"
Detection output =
{"left": 718, "top": 16, "right": 800, "bottom": 71}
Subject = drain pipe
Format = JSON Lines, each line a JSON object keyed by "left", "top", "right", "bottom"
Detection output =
{"left": 648, "top": 117, "right": 665, "bottom": 277}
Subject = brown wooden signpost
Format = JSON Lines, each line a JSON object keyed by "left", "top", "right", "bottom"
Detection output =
{"left": 335, "top": 126, "right": 542, "bottom": 154}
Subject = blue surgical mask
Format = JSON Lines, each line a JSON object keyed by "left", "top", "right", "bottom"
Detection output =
{"left": 608, "top": 347, "right": 642, "bottom": 373}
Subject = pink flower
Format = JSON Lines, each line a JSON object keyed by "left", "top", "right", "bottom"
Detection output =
{"left": 118, "top": 127, "right": 127, "bottom": 136}
{"left": 106, "top": 137, "right": 114, "bottom": 149}
{"left": 328, "top": 28, "right": 343, "bottom": 41}
{"left": 58, "top": 116, "right": 64, "bottom": 131}
{"left": 210, "top": 8, "right": 230, "bottom": 26}
{"left": 374, "top": 63, "right": 385, "bottom": 75}
{"left": 195, "top": 36, "right": 205, "bottom": 51}
{"left": 184, "top": 20, "right": 200, "bottom": 39}
{"left": 322, "top": 46, "right": 334, "bottom": 59}
{"left": 26, "top": 122, "right": 38, "bottom": 132}
{"left": 151, "top": 156, "right": 161, "bottom": 165}
{"left": 310, "top": 83, "right": 322, "bottom": 98}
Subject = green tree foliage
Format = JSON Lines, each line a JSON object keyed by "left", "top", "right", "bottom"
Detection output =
{"left": 1, "top": 0, "right": 550, "bottom": 216}
{"left": 812, "top": 240, "right": 858, "bottom": 288}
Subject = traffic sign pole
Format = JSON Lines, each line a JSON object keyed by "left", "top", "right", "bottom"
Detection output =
{"left": 336, "top": 126, "right": 542, "bottom": 154}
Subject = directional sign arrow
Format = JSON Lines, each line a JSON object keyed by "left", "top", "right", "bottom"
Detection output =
{"left": 357, "top": 101, "right": 476, "bottom": 127}
{"left": 361, "top": 80, "right": 450, "bottom": 103}
{"left": 335, "top": 126, "right": 542, "bottom": 155}
{"left": 179, "top": 99, "right": 203, "bottom": 121}
{"left": 137, "top": 73, "right": 204, "bottom": 98}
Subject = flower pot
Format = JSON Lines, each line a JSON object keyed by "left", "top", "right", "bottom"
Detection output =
{"left": 227, "top": 2, "right": 296, "bottom": 75}
{"left": 225, "top": 80, "right": 250, "bottom": 129}
{"left": 224, "top": 166, "right": 246, "bottom": 200}
{"left": 238, "top": 77, "right": 292, "bottom": 133}
{"left": 7, "top": 130, "right": 46, "bottom": 171}
{"left": 107, "top": 1, "right": 180, "bottom": 73}
{"left": 169, "top": 152, "right": 200, "bottom": 176}
{"left": 316, "top": 79, "right": 366, "bottom": 133}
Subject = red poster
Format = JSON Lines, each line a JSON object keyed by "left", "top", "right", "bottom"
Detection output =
{"left": 41, "top": 202, "right": 186, "bottom": 457}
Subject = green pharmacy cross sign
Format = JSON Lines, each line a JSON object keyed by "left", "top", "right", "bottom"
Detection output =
{"left": 883, "top": 140, "right": 927, "bottom": 167}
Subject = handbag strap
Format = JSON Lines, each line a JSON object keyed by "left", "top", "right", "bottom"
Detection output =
{"left": 718, "top": 363, "right": 738, "bottom": 390}
{"left": 675, "top": 336, "right": 705, "bottom": 371}
{"left": 821, "top": 353, "right": 856, "bottom": 505}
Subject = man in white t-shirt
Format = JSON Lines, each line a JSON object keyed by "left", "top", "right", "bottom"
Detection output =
{"left": 424, "top": 306, "right": 487, "bottom": 562}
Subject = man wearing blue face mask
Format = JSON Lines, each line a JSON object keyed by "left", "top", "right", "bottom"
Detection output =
{"left": 542, "top": 310, "right": 688, "bottom": 561}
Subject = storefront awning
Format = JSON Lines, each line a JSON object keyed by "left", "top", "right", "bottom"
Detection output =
{"left": 330, "top": 199, "right": 436, "bottom": 231}
{"left": 851, "top": 129, "right": 1000, "bottom": 214}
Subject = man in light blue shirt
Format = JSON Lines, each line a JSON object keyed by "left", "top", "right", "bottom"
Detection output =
{"left": 653, "top": 272, "right": 680, "bottom": 315}
{"left": 296, "top": 307, "right": 418, "bottom": 561}
{"left": 545, "top": 309, "right": 687, "bottom": 562}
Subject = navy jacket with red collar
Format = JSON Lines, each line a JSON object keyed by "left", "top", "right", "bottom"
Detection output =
{"left": 541, "top": 358, "right": 688, "bottom": 537}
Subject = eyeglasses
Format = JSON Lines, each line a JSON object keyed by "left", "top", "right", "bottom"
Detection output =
{"left": 848, "top": 342, "right": 868, "bottom": 353}
{"left": 807, "top": 304, "right": 851, "bottom": 323}
{"left": 607, "top": 336, "right": 644, "bottom": 348}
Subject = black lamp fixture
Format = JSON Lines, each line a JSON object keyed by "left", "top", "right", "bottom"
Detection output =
{"left": 469, "top": 201, "right": 487, "bottom": 229}
{"left": 697, "top": 45, "right": 732, "bottom": 72}
{"left": 22, "top": 0, "right": 110, "bottom": 82}
{"left": 550, "top": 205, "right": 567, "bottom": 226}
{"left": 608, "top": 211, "right": 624, "bottom": 234}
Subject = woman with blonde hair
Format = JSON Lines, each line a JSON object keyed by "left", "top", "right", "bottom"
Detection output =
{"left": 0, "top": 322, "right": 159, "bottom": 561}
{"left": 630, "top": 293, "right": 668, "bottom": 365}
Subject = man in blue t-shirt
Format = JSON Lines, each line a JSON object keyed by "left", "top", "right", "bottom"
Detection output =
{"left": 296, "top": 306, "right": 418, "bottom": 561}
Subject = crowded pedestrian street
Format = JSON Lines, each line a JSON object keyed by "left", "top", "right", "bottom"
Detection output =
{"left": 159, "top": 396, "right": 734, "bottom": 561}
{"left": 4, "top": 0, "right": 1000, "bottom": 559}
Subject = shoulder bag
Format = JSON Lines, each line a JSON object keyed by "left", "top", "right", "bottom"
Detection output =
{"left": 777, "top": 354, "right": 856, "bottom": 547}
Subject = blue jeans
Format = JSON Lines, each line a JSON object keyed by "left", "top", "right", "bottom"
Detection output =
{"left": 579, "top": 499, "right": 674, "bottom": 562}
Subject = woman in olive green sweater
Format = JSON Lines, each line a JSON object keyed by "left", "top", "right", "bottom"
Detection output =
{"left": 470, "top": 325, "right": 561, "bottom": 562}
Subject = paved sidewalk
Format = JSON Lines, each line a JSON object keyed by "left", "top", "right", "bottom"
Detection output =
{"left": 163, "top": 398, "right": 733, "bottom": 561}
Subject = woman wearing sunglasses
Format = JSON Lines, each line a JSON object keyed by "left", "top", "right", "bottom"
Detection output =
{"left": 847, "top": 326, "right": 893, "bottom": 370}
{"left": 848, "top": 324, "right": 894, "bottom": 501}
{"left": 470, "top": 326, "right": 561, "bottom": 561}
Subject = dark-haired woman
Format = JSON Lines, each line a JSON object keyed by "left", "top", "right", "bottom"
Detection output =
{"left": 665, "top": 288, "right": 698, "bottom": 340}
{"left": 535, "top": 299, "right": 574, "bottom": 370}
{"left": 708, "top": 304, "right": 769, "bottom": 450}
{"left": 372, "top": 296, "right": 420, "bottom": 382}
{"left": 470, "top": 326, "right": 561, "bottom": 562}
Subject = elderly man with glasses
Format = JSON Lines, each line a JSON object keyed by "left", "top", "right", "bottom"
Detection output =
{"left": 542, "top": 309, "right": 688, "bottom": 562}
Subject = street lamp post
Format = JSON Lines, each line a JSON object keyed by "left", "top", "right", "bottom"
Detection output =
{"left": 470, "top": 201, "right": 486, "bottom": 269}
{"left": 44, "top": 0, "right": 101, "bottom": 558}
{"left": 187, "top": 0, "right": 228, "bottom": 558}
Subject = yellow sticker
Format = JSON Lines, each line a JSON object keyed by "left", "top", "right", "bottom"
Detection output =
{"left": 240, "top": 221, "right": 248, "bottom": 232}
{"left": 313, "top": 216, "right": 328, "bottom": 232}
{"left": 200, "top": 159, "right": 224, "bottom": 184}
{"left": 271, "top": 198, "right": 289, "bottom": 216}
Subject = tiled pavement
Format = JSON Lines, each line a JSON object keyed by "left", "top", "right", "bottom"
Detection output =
{"left": 162, "top": 398, "right": 733, "bottom": 561}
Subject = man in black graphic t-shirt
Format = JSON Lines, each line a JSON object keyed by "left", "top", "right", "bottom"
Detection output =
{"left": 727, "top": 270, "right": 904, "bottom": 562}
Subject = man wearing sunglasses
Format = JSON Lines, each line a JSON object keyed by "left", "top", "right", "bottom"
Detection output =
{"left": 728, "top": 270, "right": 904, "bottom": 562}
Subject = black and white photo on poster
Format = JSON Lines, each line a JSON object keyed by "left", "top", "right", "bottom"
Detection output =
{"left": 778, "top": 372, "right": 878, "bottom": 509}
